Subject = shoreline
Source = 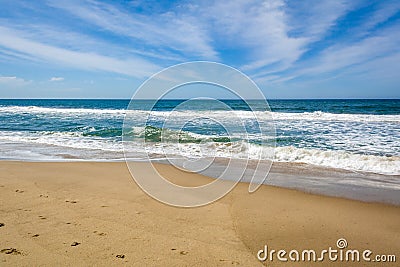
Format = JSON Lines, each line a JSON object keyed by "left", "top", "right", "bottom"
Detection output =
{"left": 0, "top": 159, "right": 399, "bottom": 206}
{"left": 1, "top": 161, "right": 399, "bottom": 266}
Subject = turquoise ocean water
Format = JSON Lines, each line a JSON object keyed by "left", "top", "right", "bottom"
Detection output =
{"left": 0, "top": 99, "right": 399, "bottom": 176}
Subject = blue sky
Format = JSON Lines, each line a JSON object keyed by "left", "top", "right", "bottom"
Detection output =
{"left": 0, "top": 0, "right": 399, "bottom": 99}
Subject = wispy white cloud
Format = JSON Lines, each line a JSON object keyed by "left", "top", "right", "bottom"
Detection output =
{"left": 323, "top": 51, "right": 400, "bottom": 84}
{"left": 193, "top": 0, "right": 352, "bottom": 75}
{"left": 358, "top": 1, "right": 400, "bottom": 34}
{"left": 192, "top": 0, "right": 307, "bottom": 72}
{"left": 0, "top": 26, "right": 160, "bottom": 78}
{"left": 0, "top": 47, "right": 38, "bottom": 63}
{"left": 248, "top": 0, "right": 354, "bottom": 74}
{"left": 285, "top": 0, "right": 351, "bottom": 39}
{"left": 0, "top": 22, "right": 183, "bottom": 62}
{"left": 247, "top": 0, "right": 400, "bottom": 87}
{"left": 47, "top": 0, "right": 218, "bottom": 60}
{"left": 50, "top": 77, "right": 64, "bottom": 82}
{"left": 0, "top": 75, "right": 31, "bottom": 86}
{"left": 282, "top": 23, "right": 400, "bottom": 81}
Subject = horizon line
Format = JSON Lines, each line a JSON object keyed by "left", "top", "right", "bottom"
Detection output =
{"left": 0, "top": 98, "right": 399, "bottom": 101}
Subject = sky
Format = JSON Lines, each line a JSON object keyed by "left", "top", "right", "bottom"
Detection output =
{"left": 0, "top": 0, "right": 399, "bottom": 99}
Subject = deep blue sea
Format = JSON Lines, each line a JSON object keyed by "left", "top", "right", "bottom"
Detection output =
{"left": 0, "top": 99, "right": 399, "bottom": 175}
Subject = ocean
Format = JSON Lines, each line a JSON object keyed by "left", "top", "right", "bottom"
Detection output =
{"left": 0, "top": 99, "right": 399, "bottom": 176}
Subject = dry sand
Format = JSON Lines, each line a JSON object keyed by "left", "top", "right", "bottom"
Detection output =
{"left": 0, "top": 161, "right": 399, "bottom": 266}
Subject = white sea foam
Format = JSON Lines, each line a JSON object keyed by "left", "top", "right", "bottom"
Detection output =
{"left": 129, "top": 141, "right": 400, "bottom": 175}
{"left": 1, "top": 105, "right": 399, "bottom": 123}
{"left": 1, "top": 105, "right": 399, "bottom": 175}
{"left": 0, "top": 105, "right": 126, "bottom": 115}
{"left": 0, "top": 129, "right": 399, "bottom": 175}
{"left": 273, "top": 146, "right": 400, "bottom": 175}
{"left": 0, "top": 131, "right": 122, "bottom": 152}
{"left": 270, "top": 111, "right": 400, "bottom": 123}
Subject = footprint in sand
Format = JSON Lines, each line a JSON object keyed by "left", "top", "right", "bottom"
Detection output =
{"left": 65, "top": 200, "right": 78, "bottom": 204}
{"left": 0, "top": 223, "right": 4, "bottom": 227}
{"left": 116, "top": 254, "right": 125, "bottom": 259}
{"left": 38, "top": 215, "right": 47, "bottom": 220}
{"left": 32, "top": 234, "right": 40, "bottom": 238}
{"left": 15, "top": 189, "right": 24, "bottom": 193}
{"left": 98, "top": 233, "right": 106, "bottom": 236}
{"left": 39, "top": 194, "right": 49, "bottom": 198}
{"left": 179, "top": 251, "right": 188, "bottom": 255}
{"left": 93, "top": 231, "right": 107, "bottom": 236}
{"left": 70, "top": 242, "right": 81, "bottom": 247}
{"left": 0, "top": 248, "right": 22, "bottom": 255}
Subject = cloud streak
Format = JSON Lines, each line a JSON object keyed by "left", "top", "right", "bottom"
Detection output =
{"left": 0, "top": 75, "right": 31, "bottom": 86}
{"left": 48, "top": 0, "right": 218, "bottom": 60}
{"left": 0, "top": 26, "right": 160, "bottom": 78}
{"left": 278, "top": 21, "right": 400, "bottom": 83}
{"left": 50, "top": 77, "right": 64, "bottom": 82}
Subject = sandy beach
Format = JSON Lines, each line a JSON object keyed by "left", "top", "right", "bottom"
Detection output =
{"left": 0, "top": 161, "right": 399, "bottom": 266}
{"left": 2, "top": 0, "right": 400, "bottom": 265}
